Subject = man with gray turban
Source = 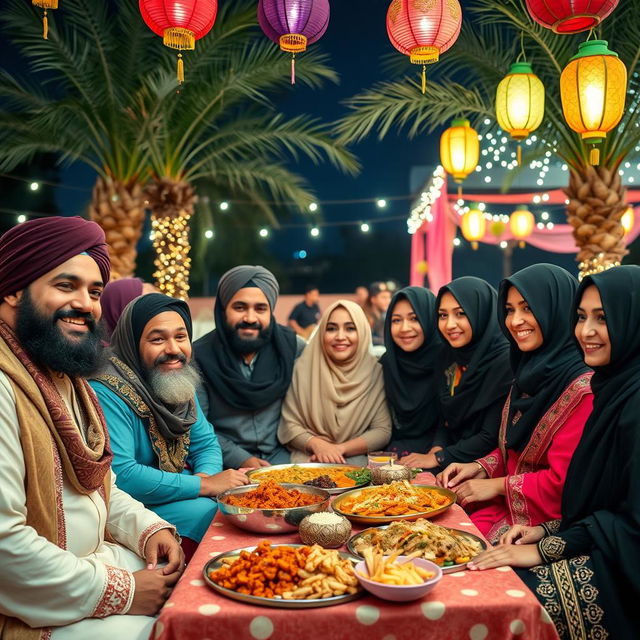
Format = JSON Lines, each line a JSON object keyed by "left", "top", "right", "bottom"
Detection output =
{"left": 194, "top": 266, "right": 305, "bottom": 468}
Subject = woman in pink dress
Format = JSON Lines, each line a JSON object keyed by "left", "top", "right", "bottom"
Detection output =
{"left": 437, "top": 264, "right": 593, "bottom": 543}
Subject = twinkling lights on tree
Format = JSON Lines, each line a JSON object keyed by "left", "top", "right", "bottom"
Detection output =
{"left": 408, "top": 165, "right": 446, "bottom": 234}
{"left": 151, "top": 214, "right": 191, "bottom": 300}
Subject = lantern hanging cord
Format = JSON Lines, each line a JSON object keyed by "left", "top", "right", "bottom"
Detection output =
{"left": 586, "top": 28, "right": 597, "bottom": 41}
{"left": 516, "top": 31, "right": 526, "bottom": 63}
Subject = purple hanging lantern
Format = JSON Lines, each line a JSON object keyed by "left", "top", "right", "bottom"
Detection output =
{"left": 258, "top": 0, "right": 330, "bottom": 84}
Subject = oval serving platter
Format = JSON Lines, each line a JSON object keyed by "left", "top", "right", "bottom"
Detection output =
{"left": 203, "top": 544, "right": 364, "bottom": 609}
{"left": 331, "top": 484, "right": 456, "bottom": 525}
{"left": 246, "top": 463, "right": 369, "bottom": 495}
{"left": 346, "top": 524, "right": 487, "bottom": 574}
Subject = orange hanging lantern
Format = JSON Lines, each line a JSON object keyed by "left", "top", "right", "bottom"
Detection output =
{"left": 32, "top": 0, "right": 58, "bottom": 40}
{"left": 139, "top": 0, "right": 218, "bottom": 85}
{"left": 509, "top": 205, "right": 535, "bottom": 248}
{"left": 460, "top": 204, "right": 486, "bottom": 250}
{"left": 387, "top": 0, "right": 462, "bottom": 94}
{"left": 440, "top": 118, "right": 479, "bottom": 198}
{"left": 560, "top": 40, "right": 627, "bottom": 166}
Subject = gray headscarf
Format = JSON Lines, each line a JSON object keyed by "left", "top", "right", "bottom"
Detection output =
{"left": 217, "top": 265, "right": 279, "bottom": 310}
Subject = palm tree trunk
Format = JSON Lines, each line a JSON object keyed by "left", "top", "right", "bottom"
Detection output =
{"left": 565, "top": 165, "right": 628, "bottom": 277}
{"left": 145, "top": 178, "right": 197, "bottom": 300}
{"left": 89, "top": 177, "right": 145, "bottom": 279}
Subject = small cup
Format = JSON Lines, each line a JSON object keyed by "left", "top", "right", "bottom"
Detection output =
{"left": 371, "top": 464, "right": 413, "bottom": 485}
{"left": 367, "top": 451, "right": 398, "bottom": 469}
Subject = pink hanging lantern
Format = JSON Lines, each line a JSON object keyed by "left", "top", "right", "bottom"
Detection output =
{"left": 387, "top": 0, "right": 462, "bottom": 94}
{"left": 258, "top": 0, "right": 330, "bottom": 84}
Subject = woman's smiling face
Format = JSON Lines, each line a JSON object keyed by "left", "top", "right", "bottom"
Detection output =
{"left": 504, "top": 286, "right": 544, "bottom": 351}
{"left": 390, "top": 298, "right": 425, "bottom": 352}
{"left": 438, "top": 291, "right": 472, "bottom": 348}
{"left": 575, "top": 284, "right": 611, "bottom": 367}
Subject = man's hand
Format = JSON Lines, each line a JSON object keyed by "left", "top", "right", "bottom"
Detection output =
{"left": 144, "top": 528, "right": 184, "bottom": 575}
{"left": 240, "top": 456, "right": 271, "bottom": 468}
{"left": 436, "top": 462, "right": 486, "bottom": 488}
{"left": 129, "top": 569, "right": 181, "bottom": 616}
{"left": 467, "top": 544, "right": 542, "bottom": 571}
{"left": 199, "top": 469, "right": 249, "bottom": 497}
{"left": 307, "top": 437, "right": 346, "bottom": 464}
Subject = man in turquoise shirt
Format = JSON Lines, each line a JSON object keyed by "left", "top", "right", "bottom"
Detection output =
{"left": 90, "top": 294, "right": 247, "bottom": 553}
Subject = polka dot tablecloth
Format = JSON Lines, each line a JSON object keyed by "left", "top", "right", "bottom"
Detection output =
{"left": 153, "top": 473, "right": 559, "bottom": 640}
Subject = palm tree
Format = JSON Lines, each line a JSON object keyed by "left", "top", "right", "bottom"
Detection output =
{"left": 0, "top": 0, "right": 358, "bottom": 294}
{"left": 335, "top": 0, "right": 640, "bottom": 274}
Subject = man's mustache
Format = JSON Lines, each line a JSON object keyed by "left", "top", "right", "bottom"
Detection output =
{"left": 154, "top": 352, "right": 187, "bottom": 366}
{"left": 54, "top": 309, "right": 96, "bottom": 331}
{"left": 235, "top": 321, "right": 262, "bottom": 331}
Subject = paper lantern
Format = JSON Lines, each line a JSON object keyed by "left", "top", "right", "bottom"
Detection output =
{"left": 510, "top": 205, "right": 535, "bottom": 248}
{"left": 258, "top": 0, "right": 330, "bottom": 84}
{"left": 525, "top": 0, "right": 619, "bottom": 34}
{"left": 560, "top": 40, "right": 627, "bottom": 165}
{"left": 460, "top": 204, "right": 486, "bottom": 250}
{"left": 387, "top": 0, "right": 462, "bottom": 94}
{"left": 621, "top": 206, "right": 634, "bottom": 235}
{"left": 495, "top": 62, "right": 545, "bottom": 165}
{"left": 440, "top": 119, "right": 479, "bottom": 196}
{"left": 32, "top": 0, "right": 58, "bottom": 39}
{"left": 490, "top": 220, "right": 506, "bottom": 239}
{"left": 140, "top": 0, "right": 218, "bottom": 84}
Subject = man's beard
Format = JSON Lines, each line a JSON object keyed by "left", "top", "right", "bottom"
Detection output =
{"left": 224, "top": 319, "right": 273, "bottom": 355}
{"left": 145, "top": 352, "right": 201, "bottom": 405}
{"left": 15, "top": 288, "right": 104, "bottom": 377}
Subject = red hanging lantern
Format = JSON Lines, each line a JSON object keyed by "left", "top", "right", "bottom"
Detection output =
{"left": 139, "top": 0, "right": 218, "bottom": 84}
{"left": 386, "top": 0, "right": 462, "bottom": 94}
{"left": 525, "top": 0, "right": 619, "bottom": 34}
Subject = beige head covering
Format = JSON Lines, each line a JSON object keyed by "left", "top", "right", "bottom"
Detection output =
{"left": 279, "top": 300, "right": 388, "bottom": 448}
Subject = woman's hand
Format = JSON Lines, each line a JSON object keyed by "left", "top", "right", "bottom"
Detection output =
{"left": 436, "top": 462, "right": 486, "bottom": 488}
{"left": 453, "top": 477, "right": 504, "bottom": 507}
{"left": 467, "top": 543, "right": 542, "bottom": 571}
{"left": 307, "top": 437, "right": 346, "bottom": 464}
{"left": 500, "top": 524, "right": 546, "bottom": 546}
{"left": 399, "top": 452, "right": 437, "bottom": 469}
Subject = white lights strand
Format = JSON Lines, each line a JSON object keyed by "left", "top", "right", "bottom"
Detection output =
{"left": 407, "top": 165, "right": 446, "bottom": 234}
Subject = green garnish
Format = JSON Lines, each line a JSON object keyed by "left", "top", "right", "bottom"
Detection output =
{"left": 345, "top": 468, "right": 371, "bottom": 485}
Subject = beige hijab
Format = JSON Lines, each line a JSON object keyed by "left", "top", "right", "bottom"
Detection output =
{"left": 279, "top": 300, "right": 388, "bottom": 448}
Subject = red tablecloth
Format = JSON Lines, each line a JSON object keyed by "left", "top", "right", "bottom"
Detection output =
{"left": 153, "top": 474, "right": 559, "bottom": 640}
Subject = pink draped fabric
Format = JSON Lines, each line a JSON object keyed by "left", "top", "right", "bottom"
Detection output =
{"left": 411, "top": 174, "right": 640, "bottom": 292}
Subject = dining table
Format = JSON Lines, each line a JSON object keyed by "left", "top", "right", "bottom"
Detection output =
{"left": 152, "top": 472, "right": 560, "bottom": 640}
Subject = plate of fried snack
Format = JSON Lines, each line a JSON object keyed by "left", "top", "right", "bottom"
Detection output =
{"left": 246, "top": 463, "right": 370, "bottom": 495}
{"left": 347, "top": 518, "right": 486, "bottom": 573}
{"left": 204, "top": 541, "right": 363, "bottom": 608}
{"left": 332, "top": 481, "right": 456, "bottom": 524}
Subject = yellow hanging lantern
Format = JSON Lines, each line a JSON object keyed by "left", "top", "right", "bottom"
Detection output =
{"left": 560, "top": 40, "right": 627, "bottom": 166}
{"left": 460, "top": 204, "right": 486, "bottom": 250}
{"left": 490, "top": 220, "right": 506, "bottom": 239}
{"left": 496, "top": 62, "right": 545, "bottom": 165}
{"left": 32, "top": 0, "right": 58, "bottom": 40}
{"left": 440, "top": 119, "right": 480, "bottom": 198}
{"left": 510, "top": 205, "right": 535, "bottom": 248}
{"left": 621, "top": 205, "right": 634, "bottom": 234}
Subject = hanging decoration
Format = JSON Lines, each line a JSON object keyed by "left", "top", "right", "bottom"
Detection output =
{"left": 621, "top": 206, "right": 635, "bottom": 235}
{"left": 258, "top": 0, "right": 330, "bottom": 85}
{"left": 560, "top": 40, "right": 627, "bottom": 166}
{"left": 440, "top": 118, "right": 479, "bottom": 198}
{"left": 139, "top": 0, "right": 218, "bottom": 84}
{"left": 32, "top": 0, "right": 58, "bottom": 40}
{"left": 386, "top": 0, "right": 462, "bottom": 94}
{"left": 525, "top": 0, "right": 619, "bottom": 34}
{"left": 495, "top": 61, "right": 545, "bottom": 165}
{"left": 460, "top": 204, "right": 486, "bottom": 250}
{"left": 490, "top": 220, "right": 506, "bottom": 239}
{"left": 509, "top": 205, "right": 535, "bottom": 248}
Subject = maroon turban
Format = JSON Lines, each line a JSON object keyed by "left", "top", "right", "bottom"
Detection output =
{"left": 0, "top": 216, "right": 111, "bottom": 300}
{"left": 100, "top": 277, "right": 144, "bottom": 338}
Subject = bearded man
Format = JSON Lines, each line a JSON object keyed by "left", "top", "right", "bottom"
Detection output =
{"left": 90, "top": 294, "right": 247, "bottom": 556}
{"left": 194, "top": 266, "right": 305, "bottom": 469}
{"left": 0, "top": 217, "right": 183, "bottom": 640}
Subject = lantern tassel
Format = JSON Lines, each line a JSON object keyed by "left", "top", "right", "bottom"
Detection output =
{"left": 517, "top": 144, "right": 522, "bottom": 166}
{"left": 43, "top": 10, "right": 48, "bottom": 40}
{"left": 421, "top": 65, "right": 426, "bottom": 94}
{"left": 177, "top": 54, "right": 184, "bottom": 85}
{"left": 457, "top": 185, "right": 462, "bottom": 199}
{"left": 519, "top": 240, "right": 525, "bottom": 249}
{"left": 291, "top": 54, "right": 296, "bottom": 85}
{"left": 590, "top": 146, "right": 600, "bottom": 165}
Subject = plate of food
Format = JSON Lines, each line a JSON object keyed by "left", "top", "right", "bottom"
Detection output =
{"left": 332, "top": 481, "right": 456, "bottom": 524}
{"left": 246, "top": 463, "right": 371, "bottom": 495}
{"left": 203, "top": 541, "right": 364, "bottom": 608}
{"left": 347, "top": 518, "right": 486, "bottom": 573}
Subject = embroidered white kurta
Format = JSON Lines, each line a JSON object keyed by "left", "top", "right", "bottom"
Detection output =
{"left": 0, "top": 371, "right": 172, "bottom": 639}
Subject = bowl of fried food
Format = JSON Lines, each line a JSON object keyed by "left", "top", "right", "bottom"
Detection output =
{"left": 217, "top": 481, "right": 331, "bottom": 534}
{"left": 354, "top": 549, "right": 442, "bottom": 602}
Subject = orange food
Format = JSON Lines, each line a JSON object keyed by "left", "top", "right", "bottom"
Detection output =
{"left": 251, "top": 466, "right": 358, "bottom": 488}
{"left": 224, "top": 481, "right": 324, "bottom": 509}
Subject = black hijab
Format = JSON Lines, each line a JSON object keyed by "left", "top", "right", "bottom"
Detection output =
{"left": 436, "top": 277, "right": 512, "bottom": 434}
{"left": 95, "top": 294, "right": 197, "bottom": 459}
{"left": 193, "top": 268, "right": 297, "bottom": 412}
{"left": 497, "top": 264, "right": 590, "bottom": 452}
{"left": 380, "top": 287, "right": 441, "bottom": 439}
